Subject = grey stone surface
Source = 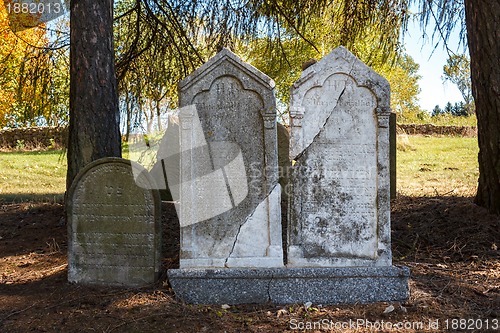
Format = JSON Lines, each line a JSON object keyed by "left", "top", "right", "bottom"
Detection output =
{"left": 288, "top": 46, "right": 393, "bottom": 267}
{"left": 150, "top": 117, "right": 180, "bottom": 201}
{"left": 277, "top": 122, "right": 291, "bottom": 200}
{"left": 176, "top": 48, "right": 283, "bottom": 268}
{"left": 67, "top": 157, "right": 161, "bottom": 287}
{"left": 167, "top": 266, "right": 410, "bottom": 304}
{"left": 390, "top": 112, "right": 397, "bottom": 200}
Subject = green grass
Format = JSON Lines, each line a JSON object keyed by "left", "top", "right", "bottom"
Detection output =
{"left": 0, "top": 136, "right": 480, "bottom": 202}
{"left": 396, "top": 135, "right": 479, "bottom": 196}
{"left": 0, "top": 150, "right": 67, "bottom": 202}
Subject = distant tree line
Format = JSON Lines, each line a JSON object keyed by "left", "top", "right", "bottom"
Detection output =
{"left": 432, "top": 101, "right": 471, "bottom": 117}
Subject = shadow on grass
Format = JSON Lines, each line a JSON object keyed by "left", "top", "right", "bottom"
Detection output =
{"left": 392, "top": 195, "right": 500, "bottom": 320}
{"left": 392, "top": 195, "right": 500, "bottom": 262}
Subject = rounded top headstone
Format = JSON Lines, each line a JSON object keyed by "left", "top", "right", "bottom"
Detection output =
{"left": 66, "top": 157, "right": 161, "bottom": 287}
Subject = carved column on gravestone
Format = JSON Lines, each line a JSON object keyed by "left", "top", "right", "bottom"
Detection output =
{"left": 178, "top": 105, "right": 196, "bottom": 259}
{"left": 376, "top": 107, "right": 392, "bottom": 259}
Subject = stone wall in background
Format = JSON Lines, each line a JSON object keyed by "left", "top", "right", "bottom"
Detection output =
{"left": 397, "top": 123, "right": 477, "bottom": 137}
{"left": 0, "top": 126, "right": 68, "bottom": 149}
{"left": 0, "top": 123, "right": 476, "bottom": 150}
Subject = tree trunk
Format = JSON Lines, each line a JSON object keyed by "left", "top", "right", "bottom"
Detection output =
{"left": 66, "top": 0, "right": 121, "bottom": 191}
{"left": 156, "top": 99, "right": 162, "bottom": 132}
{"left": 465, "top": 0, "right": 500, "bottom": 213}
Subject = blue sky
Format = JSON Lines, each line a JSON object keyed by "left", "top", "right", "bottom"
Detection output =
{"left": 403, "top": 17, "right": 468, "bottom": 113}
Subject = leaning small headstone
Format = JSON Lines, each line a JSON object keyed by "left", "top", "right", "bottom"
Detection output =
{"left": 67, "top": 158, "right": 161, "bottom": 287}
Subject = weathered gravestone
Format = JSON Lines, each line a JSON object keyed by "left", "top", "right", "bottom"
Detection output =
{"left": 67, "top": 158, "right": 161, "bottom": 287}
{"left": 278, "top": 46, "right": 409, "bottom": 303}
{"left": 173, "top": 48, "right": 282, "bottom": 268}
{"left": 168, "top": 47, "right": 408, "bottom": 305}
{"left": 168, "top": 48, "right": 285, "bottom": 304}
{"left": 150, "top": 117, "right": 180, "bottom": 201}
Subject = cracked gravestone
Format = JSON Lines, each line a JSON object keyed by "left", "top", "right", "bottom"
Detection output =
{"left": 288, "top": 46, "right": 393, "bottom": 267}
{"left": 170, "top": 48, "right": 283, "bottom": 269}
{"left": 67, "top": 158, "right": 161, "bottom": 287}
{"left": 274, "top": 46, "right": 409, "bottom": 304}
{"left": 167, "top": 48, "right": 284, "bottom": 304}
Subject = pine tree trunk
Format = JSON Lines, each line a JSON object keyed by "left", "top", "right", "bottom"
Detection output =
{"left": 66, "top": 0, "right": 121, "bottom": 191}
{"left": 465, "top": 0, "right": 500, "bottom": 213}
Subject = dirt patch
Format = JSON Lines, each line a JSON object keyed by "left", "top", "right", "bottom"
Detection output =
{"left": 0, "top": 197, "right": 499, "bottom": 332}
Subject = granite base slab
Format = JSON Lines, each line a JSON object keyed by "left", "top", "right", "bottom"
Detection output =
{"left": 167, "top": 266, "right": 410, "bottom": 305}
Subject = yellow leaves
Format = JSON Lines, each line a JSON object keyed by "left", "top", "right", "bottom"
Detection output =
{"left": 0, "top": 1, "right": 49, "bottom": 127}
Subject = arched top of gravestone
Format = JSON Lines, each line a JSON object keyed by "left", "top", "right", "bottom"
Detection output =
{"left": 178, "top": 48, "right": 276, "bottom": 115}
{"left": 291, "top": 46, "right": 390, "bottom": 112}
{"left": 66, "top": 157, "right": 161, "bottom": 286}
{"left": 67, "top": 157, "right": 161, "bottom": 210}
{"left": 289, "top": 46, "right": 391, "bottom": 159}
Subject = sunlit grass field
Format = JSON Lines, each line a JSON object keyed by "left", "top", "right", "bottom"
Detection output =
{"left": 0, "top": 135, "right": 480, "bottom": 202}
{"left": 0, "top": 150, "right": 67, "bottom": 202}
{"left": 396, "top": 135, "right": 479, "bottom": 197}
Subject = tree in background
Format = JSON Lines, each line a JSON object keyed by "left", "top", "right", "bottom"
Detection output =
{"left": 432, "top": 105, "right": 442, "bottom": 117}
{"left": 380, "top": 54, "right": 423, "bottom": 119}
{"left": 443, "top": 54, "right": 474, "bottom": 115}
{"left": 67, "top": 0, "right": 121, "bottom": 190}
{"left": 0, "top": 2, "right": 65, "bottom": 127}
{"left": 112, "top": 0, "right": 413, "bottom": 128}
{"left": 443, "top": 102, "right": 453, "bottom": 115}
{"left": 413, "top": 0, "right": 500, "bottom": 213}
{"left": 464, "top": 0, "right": 499, "bottom": 213}
{"left": 432, "top": 101, "right": 469, "bottom": 118}
{"left": 66, "top": 0, "right": 500, "bottom": 215}
{"left": 114, "top": 0, "right": 193, "bottom": 139}
{"left": 452, "top": 101, "right": 468, "bottom": 117}
{"left": 239, "top": 17, "right": 422, "bottom": 121}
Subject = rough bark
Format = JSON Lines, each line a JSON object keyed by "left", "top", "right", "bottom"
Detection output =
{"left": 66, "top": 0, "right": 122, "bottom": 191}
{"left": 465, "top": 0, "right": 500, "bottom": 213}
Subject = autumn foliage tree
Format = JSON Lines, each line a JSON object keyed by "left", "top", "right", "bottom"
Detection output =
{"left": 0, "top": 2, "right": 67, "bottom": 127}
{"left": 443, "top": 54, "right": 474, "bottom": 115}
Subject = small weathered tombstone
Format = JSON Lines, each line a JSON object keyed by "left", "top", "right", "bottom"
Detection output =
{"left": 67, "top": 158, "right": 161, "bottom": 287}
{"left": 168, "top": 48, "right": 284, "bottom": 304}
{"left": 279, "top": 46, "right": 408, "bottom": 303}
